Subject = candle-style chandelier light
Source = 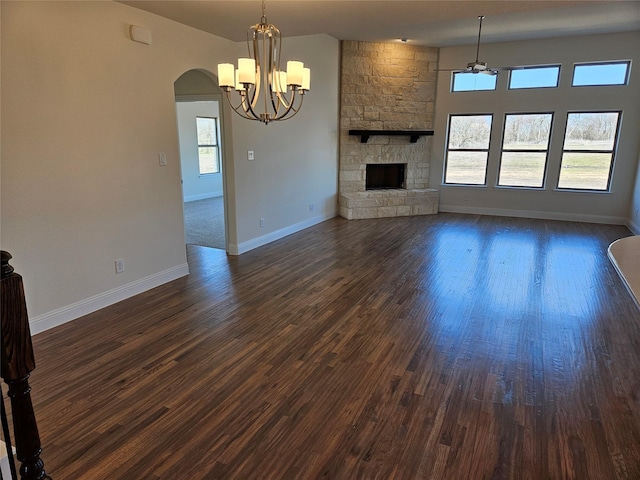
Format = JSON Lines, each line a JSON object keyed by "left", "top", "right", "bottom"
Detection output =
{"left": 217, "top": 0, "right": 310, "bottom": 125}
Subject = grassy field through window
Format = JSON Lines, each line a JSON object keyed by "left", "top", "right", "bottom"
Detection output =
{"left": 445, "top": 152, "right": 488, "bottom": 184}
{"left": 557, "top": 152, "right": 612, "bottom": 190}
{"left": 445, "top": 150, "right": 612, "bottom": 190}
{"left": 499, "top": 152, "right": 547, "bottom": 187}
{"left": 499, "top": 113, "right": 552, "bottom": 188}
{"left": 559, "top": 113, "right": 619, "bottom": 190}
{"left": 198, "top": 147, "right": 219, "bottom": 174}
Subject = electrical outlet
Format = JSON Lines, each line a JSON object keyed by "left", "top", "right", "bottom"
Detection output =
{"left": 463, "top": 194, "right": 469, "bottom": 202}
{"left": 115, "top": 258, "right": 125, "bottom": 274}
{"left": 260, "top": 217, "right": 265, "bottom": 228}
{"left": 248, "top": 150, "right": 255, "bottom": 161}
{"left": 309, "top": 203, "right": 315, "bottom": 212}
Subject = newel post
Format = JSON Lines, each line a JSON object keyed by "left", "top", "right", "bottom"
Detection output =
{"left": 1, "top": 251, "right": 50, "bottom": 480}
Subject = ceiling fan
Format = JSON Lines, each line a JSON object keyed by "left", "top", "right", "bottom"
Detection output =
{"left": 438, "top": 15, "right": 515, "bottom": 76}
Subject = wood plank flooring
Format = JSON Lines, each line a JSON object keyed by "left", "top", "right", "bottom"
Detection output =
{"left": 25, "top": 214, "right": 640, "bottom": 479}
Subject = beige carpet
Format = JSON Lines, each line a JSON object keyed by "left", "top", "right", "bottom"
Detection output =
{"left": 183, "top": 196, "right": 225, "bottom": 250}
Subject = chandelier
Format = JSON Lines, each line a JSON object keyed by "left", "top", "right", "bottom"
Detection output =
{"left": 217, "top": 0, "right": 310, "bottom": 125}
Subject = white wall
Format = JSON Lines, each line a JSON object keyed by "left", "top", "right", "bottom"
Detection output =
{"left": 630, "top": 148, "right": 640, "bottom": 234}
{"left": 176, "top": 101, "right": 224, "bottom": 201}
{"left": 431, "top": 31, "right": 640, "bottom": 225}
{"left": 1, "top": 1, "right": 340, "bottom": 331}
{"left": 229, "top": 33, "right": 340, "bottom": 253}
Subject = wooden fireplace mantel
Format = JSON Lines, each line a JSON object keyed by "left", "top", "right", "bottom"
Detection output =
{"left": 348, "top": 130, "right": 434, "bottom": 144}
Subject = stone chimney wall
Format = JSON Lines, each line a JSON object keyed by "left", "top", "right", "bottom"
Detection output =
{"left": 339, "top": 41, "right": 440, "bottom": 219}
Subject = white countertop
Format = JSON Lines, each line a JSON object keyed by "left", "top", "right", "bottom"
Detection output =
{"left": 608, "top": 235, "right": 640, "bottom": 309}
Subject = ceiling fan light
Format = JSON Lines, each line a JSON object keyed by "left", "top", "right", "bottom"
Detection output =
{"left": 467, "top": 61, "right": 487, "bottom": 71}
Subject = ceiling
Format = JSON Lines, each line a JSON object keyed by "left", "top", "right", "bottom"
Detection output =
{"left": 120, "top": 0, "right": 640, "bottom": 47}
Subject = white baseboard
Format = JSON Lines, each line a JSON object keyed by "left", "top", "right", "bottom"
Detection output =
{"left": 30, "top": 263, "right": 190, "bottom": 335}
{"left": 184, "top": 192, "right": 222, "bottom": 203}
{"left": 438, "top": 204, "right": 628, "bottom": 226}
{"left": 628, "top": 218, "right": 640, "bottom": 235}
{"left": 227, "top": 212, "right": 336, "bottom": 255}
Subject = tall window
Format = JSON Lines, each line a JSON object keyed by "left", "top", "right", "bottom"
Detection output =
{"left": 557, "top": 112, "right": 621, "bottom": 191}
{"left": 498, "top": 113, "right": 553, "bottom": 188}
{"left": 445, "top": 114, "right": 493, "bottom": 185}
{"left": 572, "top": 61, "right": 630, "bottom": 86}
{"left": 196, "top": 116, "right": 220, "bottom": 174}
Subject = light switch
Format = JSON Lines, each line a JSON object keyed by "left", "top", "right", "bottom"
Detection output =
{"left": 248, "top": 150, "right": 255, "bottom": 161}
{"left": 158, "top": 153, "right": 167, "bottom": 166}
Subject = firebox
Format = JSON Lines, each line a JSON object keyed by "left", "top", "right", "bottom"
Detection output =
{"left": 366, "top": 163, "right": 406, "bottom": 190}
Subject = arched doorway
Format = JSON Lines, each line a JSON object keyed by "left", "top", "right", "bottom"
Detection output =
{"left": 174, "top": 70, "right": 228, "bottom": 251}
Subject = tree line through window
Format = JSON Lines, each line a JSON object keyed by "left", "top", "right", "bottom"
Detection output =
{"left": 445, "top": 115, "right": 492, "bottom": 185}
{"left": 196, "top": 116, "right": 220, "bottom": 175}
{"left": 498, "top": 113, "right": 552, "bottom": 188}
{"left": 444, "top": 111, "right": 621, "bottom": 190}
{"left": 445, "top": 60, "right": 628, "bottom": 191}
{"left": 558, "top": 112, "right": 621, "bottom": 190}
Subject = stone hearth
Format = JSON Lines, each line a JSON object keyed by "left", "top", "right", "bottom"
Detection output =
{"left": 340, "top": 189, "right": 439, "bottom": 220}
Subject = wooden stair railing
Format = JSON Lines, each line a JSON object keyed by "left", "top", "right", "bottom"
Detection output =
{"left": 1, "top": 251, "right": 51, "bottom": 480}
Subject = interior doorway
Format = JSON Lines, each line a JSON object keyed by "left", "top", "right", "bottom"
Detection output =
{"left": 174, "top": 70, "right": 227, "bottom": 251}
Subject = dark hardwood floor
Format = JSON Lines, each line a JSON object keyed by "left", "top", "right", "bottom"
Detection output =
{"left": 27, "top": 214, "right": 640, "bottom": 479}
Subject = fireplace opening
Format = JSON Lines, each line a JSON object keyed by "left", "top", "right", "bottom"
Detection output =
{"left": 366, "top": 163, "right": 406, "bottom": 190}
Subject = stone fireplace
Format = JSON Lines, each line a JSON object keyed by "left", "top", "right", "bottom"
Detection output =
{"left": 338, "top": 41, "right": 439, "bottom": 220}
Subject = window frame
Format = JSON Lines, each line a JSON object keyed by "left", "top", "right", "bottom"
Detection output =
{"left": 571, "top": 61, "right": 631, "bottom": 87}
{"left": 451, "top": 72, "right": 497, "bottom": 92}
{"left": 196, "top": 116, "right": 221, "bottom": 175}
{"left": 443, "top": 113, "right": 494, "bottom": 186}
{"left": 508, "top": 65, "right": 561, "bottom": 90}
{"left": 497, "top": 112, "right": 554, "bottom": 189}
{"left": 556, "top": 110, "right": 622, "bottom": 192}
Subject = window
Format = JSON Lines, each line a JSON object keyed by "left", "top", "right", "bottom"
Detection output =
{"left": 572, "top": 61, "right": 630, "bottom": 86}
{"left": 444, "top": 114, "right": 493, "bottom": 185}
{"left": 452, "top": 72, "right": 497, "bottom": 92}
{"left": 498, "top": 113, "right": 553, "bottom": 188}
{"left": 557, "top": 112, "right": 621, "bottom": 191}
{"left": 509, "top": 65, "right": 560, "bottom": 89}
{"left": 196, "top": 116, "right": 220, "bottom": 174}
